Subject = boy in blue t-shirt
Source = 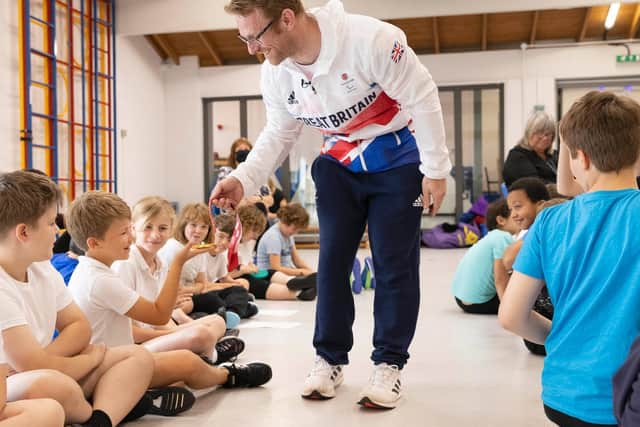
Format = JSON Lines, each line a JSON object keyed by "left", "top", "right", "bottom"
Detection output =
{"left": 451, "top": 198, "right": 519, "bottom": 314}
{"left": 499, "top": 91, "right": 640, "bottom": 426}
{"left": 50, "top": 239, "right": 83, "bottom": 284}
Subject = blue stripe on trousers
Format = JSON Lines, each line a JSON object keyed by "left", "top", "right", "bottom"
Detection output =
{"left": 311, "top": 156, "right": 423, "bottom": 369}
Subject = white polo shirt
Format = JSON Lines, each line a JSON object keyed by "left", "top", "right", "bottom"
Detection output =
{"left": 205, "top": 251, "right": 228, "bottom": 283}
{"left": 68, "top": 256, "right": 138, "bottom": 347}
{"left": 0, "top": 262, "right": 73, "bottom": 365}
{"left": 113, "top": 245, "right": 167, "bottom": 301}
{"left": 237, "top": 240, "right": 256, "bottom": 266}
{"left": 113, "top": 245, "right": 168, "bottom": 329}
{"left": 158, "top": 238, "right": 206, "bottom": 285}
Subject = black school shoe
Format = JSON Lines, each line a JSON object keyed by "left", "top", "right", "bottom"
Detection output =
{"left": 297, "top": 286, "right": 317, "bottom": 301}
{"left": 245, "top": 302, "right": 259, "bottom": 318}
{"left": 221, "top": 362, "right": 273, "bottom": 388}
{"left": 215, "top": 336, "right": 245, "bottom": 364}
{"left": 287, "top": 273, "right": 317, "bottom": 291}
{"left": 224, "top": 328, "right": 240, "bottom": 337}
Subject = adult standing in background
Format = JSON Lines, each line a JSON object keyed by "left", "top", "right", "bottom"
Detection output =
{"left": 503, "top": 111, "right": 558, "bottom": 187}
{"left": 227, "top": 137, "right": 253, "bottom": 169}
{"left": 211, "top": 0, "right": 450, "bottom": 409}
{"left": 218, "top": 137, "right": 274, "bottom": 212}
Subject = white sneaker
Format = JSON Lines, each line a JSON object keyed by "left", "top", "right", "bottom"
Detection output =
{"left": 301, "top": 356, "right": 344, "bottom": 400}
{"left": 358, "top": 363, "right": 402, "bottom": 409}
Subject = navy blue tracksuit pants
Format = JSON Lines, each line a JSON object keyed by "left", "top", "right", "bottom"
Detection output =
{"left": 311, "top": 156, "right": 423, "bottom": 369}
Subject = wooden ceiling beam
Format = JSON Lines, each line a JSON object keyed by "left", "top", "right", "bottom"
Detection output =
{"left": 578, "top": 7, "right": 593, "bottom": 42}
{"left": 197, "top": 32, "right": 223, "bottom": 66}
{"left": 629, "top": 4, "right": 640, "bottom": 39}
{"left": 432, "top": 17, "right": 440, "bottom": 54}
{"left": 482, "top": 14, "right": 488, "bottom": 50}
{"left": 150, "top": 34, "right": 179, "bottom": 65}
{"left": 529, "top": 11, "right": 539, "bottom": 45}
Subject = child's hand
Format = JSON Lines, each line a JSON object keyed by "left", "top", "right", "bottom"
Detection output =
{"left": 181, "top": 283, "right": 203, "bottom": 295}
{"left": 502, "top": 240, "right": 524, "bottom": 272}
{"left": 234, "top": 278, "right": 250, "bottom": 290}
{"left": 175, "top": 296, "right": 193, "bottom": 310}
{"left": 175, "top": 288, "right": 194, "bottom": 308}
{"left": 174, "top": 242, "right": 210, "bottom": 263}
{"left": 176, "top": 287, "right": 194, "bottom": 299}
{"left": 82, "top": 343, "right": 107, "bottom": 368}
{"left": 240, "top": 263, "right": 259, "bottom": 274}
{"left": 298, "top": 268, "right": 314, "bottom": 276}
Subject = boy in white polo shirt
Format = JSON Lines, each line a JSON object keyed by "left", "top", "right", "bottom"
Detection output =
{"left": 0, "top": 170, "right": 153, "bottom": 427}
{"left": 67, "top": 191, "right": 272, "bottom": 394}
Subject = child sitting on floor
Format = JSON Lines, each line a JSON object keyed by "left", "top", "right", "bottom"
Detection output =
{"left": 0, "top": 171, "right": 154, "bottom": 426}
{"left": 499, "top": 91, "right": 640, "bottom": 426}
{"left": 498, "top": 178, "right": 552, "bottom": 356}
{"left": 256, "top": 204, "right": 317, "bottom": 301}
{"left": 159, "top": 204, "right": 256, "bottom": 320}
{"left": 229, "top": 204, "right": 316, "bottom": 300}
{"left": 50, "top": 239, "right": 84, "bottom": 284}
{"left": 451, "top": 198, "right": 520, "bottom": 314}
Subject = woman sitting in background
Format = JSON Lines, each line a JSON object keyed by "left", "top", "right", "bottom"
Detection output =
{"left": 503, "top": 111, "right": 558, "bottom": 187}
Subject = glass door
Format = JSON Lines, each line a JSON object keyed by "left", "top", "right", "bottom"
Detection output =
{"left": 438, "top": 84, "right": 504, "bottom": 220}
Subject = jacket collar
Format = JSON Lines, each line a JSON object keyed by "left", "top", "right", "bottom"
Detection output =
{"left": 281, "top": 0, "right": 345, "bottom": 78}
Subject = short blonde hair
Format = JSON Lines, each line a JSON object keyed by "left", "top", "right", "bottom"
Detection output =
{"left": 173, "top": 203, "right": 212, "bottom": 244}
{"left": 132, "top": 196, "right": 175, "bottom": 227}
{"left": 0, "top": 170, "right": 61, "bottom": 237}
{"left": 66, "top": 191, "right": 131, "bottom": 251}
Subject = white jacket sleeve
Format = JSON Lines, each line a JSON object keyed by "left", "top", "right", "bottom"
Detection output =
{"left": 229, "top": 64, "right": 303, "bottom": 197}
{"left": 368, "top": 24, "right": 451, "bottom": 180}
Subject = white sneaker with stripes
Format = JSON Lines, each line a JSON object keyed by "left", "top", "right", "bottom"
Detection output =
{"left": 301, "top": 356, "right": 344, "bottom": 400}
{"left": 358, "top": 363, "right": 402, "bottom": 409}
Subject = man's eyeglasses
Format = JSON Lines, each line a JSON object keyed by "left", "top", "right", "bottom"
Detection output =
{"left": 237, "top": 19, "right": 275, "bottom": 47}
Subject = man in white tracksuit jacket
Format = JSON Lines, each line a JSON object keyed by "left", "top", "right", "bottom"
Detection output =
{"left": 212, "top": 0, "right": 451, "bottom": 409}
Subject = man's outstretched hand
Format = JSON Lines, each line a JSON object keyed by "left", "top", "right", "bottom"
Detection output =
{"left": 209, "top": 176, "right": 244, "bottom": 210}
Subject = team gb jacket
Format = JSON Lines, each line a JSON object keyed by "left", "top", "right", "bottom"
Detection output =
{"left": 231, "top": 0, "right": 451, "bottom": 197}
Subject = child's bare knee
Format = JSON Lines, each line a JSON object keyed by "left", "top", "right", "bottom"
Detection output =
{"left": 35, "top": 398, "right": 66, "bottom": 425}
{"left": 24, "top": 370, "right": 79, "bottom": 401}
{"left": 129, "top": 345, "right": 154, "bottom": 372}
{"left": 186, "top": 325, "right": 217, "bottom": 348}
{"left": 12, "top": 399, "right": 66, "bottom": 427}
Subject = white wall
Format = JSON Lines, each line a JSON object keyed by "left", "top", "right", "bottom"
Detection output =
{"left": 424, "top": 44, "right": 640, "bottom": 147}
{"left": 117, "top": 0, "right": 606, "bottom": 36}
{"left": 0, "top": 0, "right": 21, "bottom": 173}
{"left": 116, "top": 36, "right": 168, "bottom": 205}
{"left": 163, "top": 56, "right": 204, "bottom": 207}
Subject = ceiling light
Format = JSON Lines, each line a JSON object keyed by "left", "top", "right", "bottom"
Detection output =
{"left": 605, "top": 2, "right": 620, "bottom": 30}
